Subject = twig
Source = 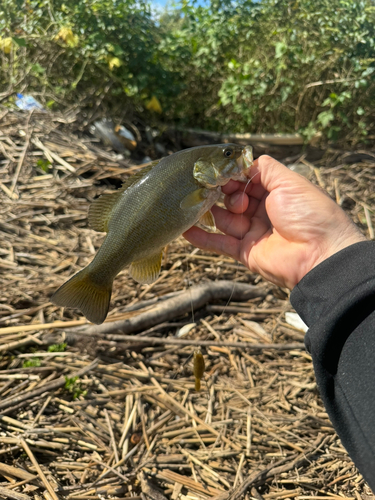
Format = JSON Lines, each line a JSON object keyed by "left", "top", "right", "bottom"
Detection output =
{"left": 101, "top": 335, "right": 305, "bottom": 350}
{"left": 0, "top": 486, "right": 31, "bottom": 500}
{"left": 0, "top": 463, "right": 37, "bottom": 481}
{"left": 21, "top": 439, "right": 59, "bottom": 500}
{"left": 10, "top": 136, "right": 30, "bottom": 195}
{"left": 32, "top": 138, "right": 76, "bottom": 173}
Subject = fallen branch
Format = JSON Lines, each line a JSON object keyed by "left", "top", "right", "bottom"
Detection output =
{"left": 171, "top": 127, "right": 305, "bottom": 146}
{"left": 98, "top": 335, "right": 304, "bottom": 350}
{"left": 68, "top": 281, "right": 266, "bottom": 336}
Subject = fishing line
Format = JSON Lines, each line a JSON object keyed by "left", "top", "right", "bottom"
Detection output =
{"left": 220, "top": 171, "right": 259, "bottom": 316}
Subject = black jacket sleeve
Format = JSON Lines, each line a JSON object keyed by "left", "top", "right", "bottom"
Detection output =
{"left": 290, "top": 241, "right": 375, "bottom": 491}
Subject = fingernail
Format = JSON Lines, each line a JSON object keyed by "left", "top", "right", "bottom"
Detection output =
{"left": 229, "top": 193, "right": 242, "bottom": 207}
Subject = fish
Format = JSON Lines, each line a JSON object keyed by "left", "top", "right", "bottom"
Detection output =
{"left": 193, "top": 348, "right": 205, "bottom": 391}
{"left": 51, "top": 143, "right": 253, "bottom": 324}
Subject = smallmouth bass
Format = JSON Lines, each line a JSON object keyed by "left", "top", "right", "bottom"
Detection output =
{"left": 51, "top": 144, "right": 253, "bottom": 324}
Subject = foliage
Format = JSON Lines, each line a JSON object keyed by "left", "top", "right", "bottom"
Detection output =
{"left": 1, "top": 0, "right": 374, "bottom": 144}
{"left": 159, "top": 0, "right": 375, "bottom": 143}
{"left": 64, "top": 376, "right": 87, "bottom": 400}
{"left": 0, "top": 0, "right": 176, "bottom": 113}
{"left": 48, "top": 343, "right": 67, "bottom": 352}
{"left": 22, "top": 357, "right": 41, "bottom": 368}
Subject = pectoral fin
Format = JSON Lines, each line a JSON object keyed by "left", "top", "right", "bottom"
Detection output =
{"left": 129, "top": 249, "right": 164, "bottom": 284}
{"left": 199, "top": 210, "right": 216, "bottom": 231}
{"left": 180, "top": 188, "right": 209, "bottom": 210}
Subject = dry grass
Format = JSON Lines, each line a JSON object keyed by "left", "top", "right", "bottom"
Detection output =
{"left": 0, "top": 107, "right": 374, "bottom": 500}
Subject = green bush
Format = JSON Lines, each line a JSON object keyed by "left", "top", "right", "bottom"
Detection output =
{"left": 159, "top": 0, "right": 375, "bottom": 144}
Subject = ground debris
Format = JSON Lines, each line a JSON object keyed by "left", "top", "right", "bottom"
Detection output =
{"left": 0, "top": 110, "right": 374, "bottom": 499}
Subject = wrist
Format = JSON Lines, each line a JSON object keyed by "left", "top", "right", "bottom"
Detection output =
{"left": 303, "top": 230, "right": 367, "bottom": 285}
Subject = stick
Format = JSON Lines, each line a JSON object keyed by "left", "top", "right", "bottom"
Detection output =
{"left": 0, "top": 463, "right": 37, "bottom": 481}
{"left": 67, "top": 281, "right": 265, "bottom": 336}
{"left": 32, "top": 138, "right": 76, "bottom": 173}
{"left": 0, "top": 486, "right": 31, "bottom": 500}
{"left": 102, "top": 335, "right": 305, "bottom": 350}
{"left": 10, "top": 136, "right": 29, "bottom": 195}
{"left": 21, "top": 440, "right": 59, "bottom": 500}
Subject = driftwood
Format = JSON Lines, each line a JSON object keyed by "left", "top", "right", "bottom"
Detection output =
{"left": 68, "top": 281, "right": 266, "bottom": 336}
{"left": 170, "top": 127, "right": 305, "bottom": 146}
{"left": 97, "top": 335, "right": 305, "bottom": 350}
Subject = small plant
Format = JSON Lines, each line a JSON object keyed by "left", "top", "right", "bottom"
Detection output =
{"left": 48, "top": 343, "right": 67, "bottom": 352}
{"left": 22, "top": 358, "right": 41, "bottom": 368}
{"left": 36, "top": 159, "right": 52, "bottom": 173}
{"left": 64, "top": 376, "right": 87, "bottom": 400}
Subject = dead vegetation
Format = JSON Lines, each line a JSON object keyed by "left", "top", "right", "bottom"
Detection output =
{"left": 0, "top": 108, "right": 375, "bottom": 500}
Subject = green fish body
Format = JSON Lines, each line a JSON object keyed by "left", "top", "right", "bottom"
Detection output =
{"left": 51, "top": 144, "right": 253, "bottom": 324}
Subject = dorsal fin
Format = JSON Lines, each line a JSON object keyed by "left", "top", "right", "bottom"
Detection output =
{"left": 88, "top": 191, "right": 123, "bottom": 232}
{"left": 119, "top": 160, "right": 161, "bottom": 191}
{"left": 88, "top": 161, "right": 161, "bottom": 233}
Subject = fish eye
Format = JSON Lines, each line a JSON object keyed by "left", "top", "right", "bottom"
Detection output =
{"left": 224, "top": 148, "right": 234, "bottom": 158}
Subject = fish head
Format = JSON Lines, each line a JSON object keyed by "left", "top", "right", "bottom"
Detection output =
{"left": 193, "top": 144, "right": 253, "bottom": 188}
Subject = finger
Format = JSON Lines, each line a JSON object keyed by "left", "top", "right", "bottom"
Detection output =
{"left": 245, "top": 195, "right": 263, "bottom": 219}
{"left": 241, "top": 195, "right": 271, "bottom": 241}
{"left": 183, "top": 226, "right": 241, "bottom": 261}
{"left": 223, "top": 191, "right": 249, "bottom": 214}
{"left": 221, "top": 180, "right": 243, "bottom": 195}
{"left": 211, "top": 205, "right": 251, "bottom": 238}
{"left": 250, "top": 155, "right": 303, "bottom": 192}
{"left": 247, "top": 182, "right": 269, "bottom": 201}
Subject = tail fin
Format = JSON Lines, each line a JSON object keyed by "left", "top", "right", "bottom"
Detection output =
{"left": 51, "top": 267, "right": 112, "bottom": 325}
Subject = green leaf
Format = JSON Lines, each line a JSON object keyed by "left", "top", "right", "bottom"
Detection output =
{"left": 48, "top": 343, "right": 67, "bottom": 352}
{"left": 12, "top": 37, "right": 27, "bottom": 47}
{"left": 317, "top": 110, "right": 334, "bottom": 128}
{"left": 275, "top": 42, "right": 287, "bottom": 58}
{"left": 31, "top": 63, "right": 45, "bottom": 74}
{"left": 36, "top": 159, "right": 51, "bottom": 172}
{"left": 22, "top": 358, "right": 41, "bottom": 368}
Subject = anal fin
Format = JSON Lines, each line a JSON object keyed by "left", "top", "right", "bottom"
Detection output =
{"left": 129, "top": 249, "right": 164, "bottom": 284}
{"left": 199, "top": 210, "right": 216, "bottom": 231}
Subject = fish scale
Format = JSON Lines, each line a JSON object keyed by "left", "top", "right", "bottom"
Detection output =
{"left": 51, "top": 143, "right": 253, "bottom": 324}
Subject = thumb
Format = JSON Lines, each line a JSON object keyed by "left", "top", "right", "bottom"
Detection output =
{"left": 250, "top": 155, "right": 304, "bottom": 193}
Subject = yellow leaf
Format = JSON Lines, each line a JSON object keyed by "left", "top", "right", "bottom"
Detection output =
{"left": 108, "top": 57, "right": 122, "bottom": 70}
{"left": 0, "top": 37, "right": 13, "bottom": 54}
{"left": 146, "top": 95, "right": 162, "bottom": 114}
{"left": 55, "top": 27, "right": 78, "bottom": 47}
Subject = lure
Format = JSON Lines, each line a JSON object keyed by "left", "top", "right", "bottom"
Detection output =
{"left": 193, "top": 348, "right": 205, "bottom": 391}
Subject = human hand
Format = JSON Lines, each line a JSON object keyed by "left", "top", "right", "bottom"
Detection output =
{"left": 184, "top": 155, "right": 366, "bottom": 289}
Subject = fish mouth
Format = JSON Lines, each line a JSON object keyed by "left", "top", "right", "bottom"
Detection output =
{"left": 233, "top": 145, "right": 253, "bottom": 182}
